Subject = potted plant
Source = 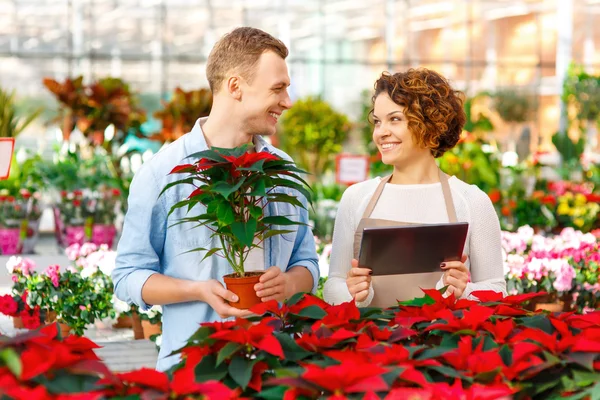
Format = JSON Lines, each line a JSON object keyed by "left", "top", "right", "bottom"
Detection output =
{"left": 491, "top": 89, "right": 534, "bottom": 154}
{"left": 164, "top": 144, "right": 311, "bottom": 309}
{"left": 43, "top": 76, "right": 146, "bottom": 150}
{"left": 0, "top": 85, "right": 42, "bottom": 165}
{"left": 279, "top": 96, "right": 352, "bottom": 184}
{"left": 139, "top": 305, "right": 162, "bottom": 339}
{"left": 563, "top": 64, "right": 600, "bottom": 152}
{"left": 152, "top": 87, "right": 212, "bottom": 143}
{"left": 90, "top": 187, "right": 121, "bottom": 247}
{"left": 3, "top": 256, "right": 41, "bottom": 328}
{"left": 24, "top": 263, "right": 115, "bottom": 336}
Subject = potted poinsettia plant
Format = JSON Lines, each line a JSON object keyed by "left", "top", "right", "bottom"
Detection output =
{"left": 164, "top": 144, "right": 311, "bottom": 309}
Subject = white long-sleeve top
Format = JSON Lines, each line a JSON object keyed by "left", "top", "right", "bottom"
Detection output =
{"left": 323, "top": 176, "right": 507, "bottom": 307}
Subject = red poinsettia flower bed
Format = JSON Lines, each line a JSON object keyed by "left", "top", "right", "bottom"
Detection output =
{"left": 1, "top": 290, "right": 599, "bottom": 399}
{"left": 171, "top": 289, "right": 600, "bottom": 399}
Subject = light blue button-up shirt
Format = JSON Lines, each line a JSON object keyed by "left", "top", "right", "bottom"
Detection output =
{"left": 112, "top": 118, "right": 319, "bottom": 371}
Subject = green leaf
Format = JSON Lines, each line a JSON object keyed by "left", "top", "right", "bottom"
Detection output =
{"left": 158, "top": 177, "right": 195, "bottom": 198}
{"left": 199, "top": 248, "right": 223, "bottom": 263}
{"left": 427, "top": 365, "right": 463, "bottom": 379}
{"left": 499, "top": 344, "right": 512, "bottom": 367}
{"left": 217, "top": 342, "right": 243, "bottom": 366}
{"left": 231, "top": 218, "right": 257, "bottom": 248}
{"left": 228, "top": 356, "right": 257, "bottom": 389}
{"left": 249, "top": 205, "right": 263, "bottom": 219}
{"left": 167, "top": 198, "right": 193, "bottom": 217}
{"left": 212, "top": 177, "right": 246, "bottom": 199}
{"left": 195, "top": 354, "right": 228, "bottom": 382}
{"left": 188, "top": 148, "right": 230, "bottom": 162}
{"left": 237, "top": 159, "right": 266, "bottom": 173}
{"left": 270, "top": 178, "right": 313, "bottom": 203}
{"left": 295, "top": 305, "right": 327, "bottom": 319}
{"left": 571, "top": 370, "right": 600, "bottom": 388}
{"left": 567, "top": 352, "right": 597, "bottom": 370}
{"left": 398, "top": 295, "right": 435, "bottom": 307}
{"left": 0, "top": 348, "right": 21, "bottom": 377}
{"left": 266, "top": 192, "right": 305, "bottom": 209}
{"left": 247, "top": 178, "right": 266, "bottom": 197}
{"left": 256, "top": 386, "right": 288, "bottom": 400}
{"left": 217, "top": 203, "right": 235, "bottom": 225}
{"left": 186, "top": 326, "right": 214, "bottom": 345}
{"left": 286, "top": 292, "right": 305, "bottom": 306}
{"left": 517, "top": 314, "right": 554, "bottom": 334}
{"left": 262, "top": 229, "right": 294, "bottom": 241}
{"left": 262, "top": 216, "right": 299, "bottom": 226}
{"left": 415, "top": 346, "right": 453, "bottom": 360}
{"left": 275, "top": 333, "right": 313, "bottom": 361}
{"left": 37, "top": 370, "right": 100, "bottom": 394}
{"left": 474, "top": 368, "right": 501, "bottom": 384}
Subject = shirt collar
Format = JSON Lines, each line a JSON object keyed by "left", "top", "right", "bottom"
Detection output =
{"left": 186, "top": 117, "right": 272, "bottom": 155}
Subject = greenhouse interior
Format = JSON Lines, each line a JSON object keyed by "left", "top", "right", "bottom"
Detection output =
{"left": 1, "top": 0, "right": 600, "bottom": 398}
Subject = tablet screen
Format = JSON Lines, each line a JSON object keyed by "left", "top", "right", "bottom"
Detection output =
{"left": 358, "top": 222, "right": 469, "bottom": 276}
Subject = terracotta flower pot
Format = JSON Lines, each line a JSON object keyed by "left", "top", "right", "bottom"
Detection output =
{"left": 535, "top": 302, "right": 564, "bottom": 313}
{"left": 223, "top": 271, "right": 264, "bottom": 310}
{"left": 59, "top": 323, "right": 72, "bottom": 337}
{"left": 141, "top": 320, "right": 162, "bottom": 339}
{"left": 112, "top": 315, "right": 133, "bottom": 329}
{"left": 44, "top": 312, "right": 72, "bottom": 337}
{"left": 13, "top": 316, "right": 24, "bottom": 329}
{"left": 131, "top": 310, "right": 145, "bottom": 340}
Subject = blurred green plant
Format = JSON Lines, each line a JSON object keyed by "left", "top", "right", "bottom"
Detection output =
{"left": 0, "top": 86, "right": 42, "bottom": 138}
{"left": 437, "top": 132, "right": 501, "bottom": 193}
{"left": 279, "top": 97, "right": 352, "bottom": 183}
{"left": 552, "top": 131, "right": 585, "bottom": 180}
{"left": 151, "top": 87, "right": 212, "bottom": 143}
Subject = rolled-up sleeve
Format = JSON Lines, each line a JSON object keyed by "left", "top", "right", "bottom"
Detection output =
{"left": 286, "top": 194, "right": 320, "bottom": 293}
{"left": 112, "top": 164, "right": 167, "bottom": 311}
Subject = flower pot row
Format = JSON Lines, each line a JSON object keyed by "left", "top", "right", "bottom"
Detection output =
{"left": 113, "top": 312, "right": 162, "bottom": 340}
{"left": 0, "top": 219, "right": 41, "bottom": 255}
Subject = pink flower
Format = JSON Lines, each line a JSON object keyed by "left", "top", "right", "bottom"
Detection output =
{"left": 44, "top": 264, "right": 61, "bottom": 288}
{"left": 20, "top": 258, "right": 36, "bottom": 276}
{"left": 65, "top": 243, "right": 81, "bottom": 261}
{"left": 79, "top": 305, "right": 86, "bottom": 311}
{"left": 5, "top": 256, "right": 36, "bottom": 276}
{"left": 80, "top": 242, "right": 99, "bottom": 257}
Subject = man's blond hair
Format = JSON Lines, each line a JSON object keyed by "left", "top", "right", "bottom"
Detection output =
{"left": 206, "top": 27, "right": 288, "bottom": 93}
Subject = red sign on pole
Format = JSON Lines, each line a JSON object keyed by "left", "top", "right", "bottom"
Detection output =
{"left": 335, "top": 154, "right": 370, "bottom": 185}
{"left": 0, "top": 138, "right": 15, "bottom": 180}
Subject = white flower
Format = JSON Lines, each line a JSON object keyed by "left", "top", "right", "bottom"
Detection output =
{"left": 155, "top": 334, "right": 162, "bottom": 347}
{"left": 6, "top": 256, "right": 21, "bottom": 274}
{"left": 80, "top": 266, "right": 97, "bottom": 279}
{"left": 98, "top": 251, "right": 117, "bottom": 276}
{"left": 111, "top": 295, "right": 131, "bottom": 314}
{"left": 146, "top": 305, "right": 163, "bottom": 319}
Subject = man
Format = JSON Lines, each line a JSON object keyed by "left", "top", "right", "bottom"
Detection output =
{"left": 112, "top": 27, "right": 319, "bottom": 371}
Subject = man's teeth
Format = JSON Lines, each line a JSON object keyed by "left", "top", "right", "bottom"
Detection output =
{"left": 269, "top": 113, "right": 279, "bottom": 121}
{"left": 382, "top": 143, "right": 399, "bottom": 149}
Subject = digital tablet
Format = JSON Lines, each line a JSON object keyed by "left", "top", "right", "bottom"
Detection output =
{"left": 358, "top": 222, "right": 469, "bottom": 276}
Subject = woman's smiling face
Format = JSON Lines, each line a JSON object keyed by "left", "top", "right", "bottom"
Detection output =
{"left": 372, "top": 93, "right": 430, "bottom": 167}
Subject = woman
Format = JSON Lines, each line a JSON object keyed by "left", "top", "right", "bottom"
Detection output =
{"left": 323, "top": 68, "right": 506, "bottom": 307}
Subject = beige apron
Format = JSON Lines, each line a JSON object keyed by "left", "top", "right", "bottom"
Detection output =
{"left": 352, "top": 169, "right": 458, "bottom": 308}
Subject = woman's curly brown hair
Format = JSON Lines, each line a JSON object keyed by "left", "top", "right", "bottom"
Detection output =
{"left": 371, "top": 68, "right": 466, "bottom": 158}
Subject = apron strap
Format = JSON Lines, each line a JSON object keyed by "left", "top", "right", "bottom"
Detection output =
{"left": 360, "top": 175, "right": 392, "bottom": 220}
{"left": 361, "top": 169, "right": 457, "bottom": 222}
{"left": 438, "top": 169, "right": 457, "bottom": 223}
